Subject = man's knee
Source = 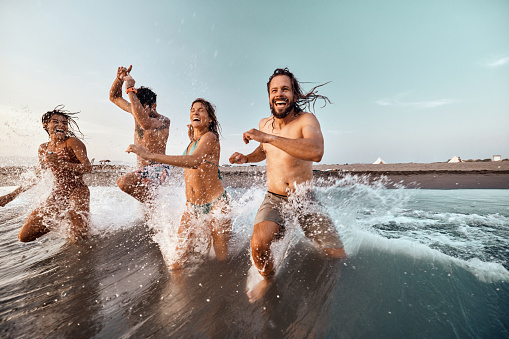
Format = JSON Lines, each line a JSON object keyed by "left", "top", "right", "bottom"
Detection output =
{"left": 116, "top": 175, "right": 128, "bottom": 191}
{"left": 250, "top": 234, "right": 268, "bottom": 255}
{"left": 117, "top": 174, "right": 138, "bottom": 192}
{"left": 251, "top": 221, "right": 280, "bottom": 253}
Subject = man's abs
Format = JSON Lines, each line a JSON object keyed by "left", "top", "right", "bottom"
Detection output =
{"left": 266, "top": 165, "right": 313, "bottom": 195}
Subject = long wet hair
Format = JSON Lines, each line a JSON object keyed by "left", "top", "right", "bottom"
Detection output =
{"left": 266, "top": 68, "right": 331, "bottom": 115}
{"left": 42, "top": 105, "right": 84, "bottom": 139}
{"left": 188, "top": 98, "right": 222, "bottom": 140}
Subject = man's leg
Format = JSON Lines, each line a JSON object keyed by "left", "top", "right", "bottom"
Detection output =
{"left": 299, "top": 212, "right": 347, "bottom": 259}
{"left": 248, "top": 220, "right": 281, "bottom": 303}
{"left": 117, "top": 172, "right": 151, "bottom": 203}
{"left": 251, "top": 221, "right": 281, "bottom": 278}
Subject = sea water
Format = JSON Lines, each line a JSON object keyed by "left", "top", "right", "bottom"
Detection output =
{"left": 0, "top": 175, "right": 507, "bottom": 338}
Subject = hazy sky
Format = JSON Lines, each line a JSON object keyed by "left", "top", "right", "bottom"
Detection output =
{"left": 1, "top": 0, "right": 508, "bottom": 165}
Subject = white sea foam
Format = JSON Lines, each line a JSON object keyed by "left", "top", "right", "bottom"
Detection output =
{"left": 312, "top": 178, "right": 509, "bottom": 283}
{"left": 3, "top": 173, "right": 508, "bottom": 282}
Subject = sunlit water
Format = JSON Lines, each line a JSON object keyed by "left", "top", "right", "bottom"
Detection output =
{"left": 0, "top": 175, "right": 508, "bottom": 337}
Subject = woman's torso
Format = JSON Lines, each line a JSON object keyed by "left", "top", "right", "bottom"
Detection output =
{"left": 43, "top": 139, "right": 87, "bottom": 194}
{"left": 183, "top": 137, "right": 224, "bottom": 205}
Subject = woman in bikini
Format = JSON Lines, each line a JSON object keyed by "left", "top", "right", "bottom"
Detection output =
{"left": 126, "top": 98, "right": 231, "bottom": 269}
{"left": 0, "top": 105, "right": 92, "bottom": 243}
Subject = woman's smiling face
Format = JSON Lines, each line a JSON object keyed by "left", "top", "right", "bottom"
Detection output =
{"left": 190, "top": 102, "right": 211, "bottom": 130}
{"left": 45, "top": 114, "right": 69, "bottom": 139}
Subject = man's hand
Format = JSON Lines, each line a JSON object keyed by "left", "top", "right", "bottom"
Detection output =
{"left": 124, "top": 74, "right": 135, "bottom": 89}
{"left": 117, "top": 65, "right": 132, "bottom": 81}
{"left": 243, "top": 129, "right": 272, "bottom": 144}
{"left": 229, "top": 152, "right": 248, "bottom": 164}
{"left": 126, "top": 144, "right": 150, "bottom": 159}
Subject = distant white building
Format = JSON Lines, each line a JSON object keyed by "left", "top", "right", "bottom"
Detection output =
{"left": 373, "top": 157, "right": 386, "bottom": 164}
{"left": 493, "top": 155, "right": 502, "bottom": 162}
{"left": 448, "top": 156, "right": 462, "bottom": 163}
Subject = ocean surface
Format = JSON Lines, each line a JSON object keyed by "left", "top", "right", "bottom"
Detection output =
{"left": 0, "top": 175, "right": 508, "bottom": 338}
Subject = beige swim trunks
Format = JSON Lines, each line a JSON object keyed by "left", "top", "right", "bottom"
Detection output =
{"left": 254, "top": 191, "right": 344, "bottom": 249}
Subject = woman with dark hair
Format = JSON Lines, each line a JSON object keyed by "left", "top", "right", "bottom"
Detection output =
{"left": 126, "top": 98, "right": 231, "bottom": 269}
{"left": 0, "top": 105, "right": 92, "bottom": 243}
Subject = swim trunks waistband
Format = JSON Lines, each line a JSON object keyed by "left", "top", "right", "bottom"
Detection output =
{"left": 267, "top": 191, "right": 288, "bottom": 199}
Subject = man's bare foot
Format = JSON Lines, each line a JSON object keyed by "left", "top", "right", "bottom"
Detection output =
{"left": 247, "top": 277, "right": 273, "bottom": 303}
{"left": 170, "top": 261, "right": 184, "bottom": 271}
{"left": 323, "top": 246, "right": 347, "bottom": 259}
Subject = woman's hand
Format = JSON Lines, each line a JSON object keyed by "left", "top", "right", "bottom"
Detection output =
{"left": 44, "top": 151, "right": 60, "bottom": 168}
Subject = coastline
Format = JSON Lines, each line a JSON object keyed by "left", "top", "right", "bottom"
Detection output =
{"left": 1, "top": 161, "right": 508, "bottom": 189}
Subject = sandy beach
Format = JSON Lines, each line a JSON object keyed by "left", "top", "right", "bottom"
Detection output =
{"left": 1, "top": 161, "right": 508, "bottom": 189}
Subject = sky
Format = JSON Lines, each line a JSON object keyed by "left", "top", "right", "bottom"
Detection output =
{"left": 0, "top": 0, "right": 508, "bottom": 166}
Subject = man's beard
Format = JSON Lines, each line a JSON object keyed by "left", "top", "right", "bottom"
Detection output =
{"left": 270, "top": 100, "right": 295, "bottom": 119}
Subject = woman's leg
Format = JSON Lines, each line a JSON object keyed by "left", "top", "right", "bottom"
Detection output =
{"left": 171, "top": 209, "right": 196, "bottom": 270}
{"left": 18, "top": 199, "right": 59, "bottom": 242}
{"left": 67, "top": 186, "right": 90, "bottom": 243}
{"left": 209, "top": 199, "right": 232, "bottom": 261}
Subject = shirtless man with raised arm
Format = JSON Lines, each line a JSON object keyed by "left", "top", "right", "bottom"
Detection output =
{"left": 110, "top": 65, "right": 171, "bottom": 202}
{"left": 229, "top": 68, "right": 346, "bottom": 302}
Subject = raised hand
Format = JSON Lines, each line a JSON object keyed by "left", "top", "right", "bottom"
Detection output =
{"left": 116, "top": 65, "right": 132, "bottom": 81}
{"left": 124, "top": 74, "right": 135, "bottom": 89}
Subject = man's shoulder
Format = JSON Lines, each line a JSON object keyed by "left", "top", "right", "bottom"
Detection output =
{"left": 294, "top": 112, "right": 321, "bottom": 127}
{"left": 155, "top": 114, "right": 170, "bottom": 129}
{"left": 296, "top": 111, "right": 318, "bottom": 121}
{"left": 259, "top": 116, "right": 274, "bottom": 129}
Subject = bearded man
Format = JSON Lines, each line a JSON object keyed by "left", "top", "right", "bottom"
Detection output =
{"left": 230, "top": 68, "right": 347, "bottom": 302}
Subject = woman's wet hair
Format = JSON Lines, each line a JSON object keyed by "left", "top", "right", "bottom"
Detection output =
{"left": 41, "top": 105, "right": 84, "bottom": 139}
{"left": 188, "top": 98, "right": 222, "bottom": 140}
{"left": 266, "top": 68, "right": 331, "bottom": 115}
{"left": 136, "top": 86, "right": 157, "bottom": 107}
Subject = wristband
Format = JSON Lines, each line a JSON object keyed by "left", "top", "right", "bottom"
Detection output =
{"left": 126, "top": 87, "right": 137, "bottom": 94}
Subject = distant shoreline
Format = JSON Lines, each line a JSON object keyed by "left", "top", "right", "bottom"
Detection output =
{"left": 1, "top": 162, "right": 508, "bottom": 189}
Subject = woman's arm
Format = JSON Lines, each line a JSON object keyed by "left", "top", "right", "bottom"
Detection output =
{"left": 0, "top": 144, "right": 47, "bottom": 206}
{"left": 46, "top": 138, "right": 92, "bottom": 173}
{"left": 127, "top": 132, "right": 218, "bottom": 169}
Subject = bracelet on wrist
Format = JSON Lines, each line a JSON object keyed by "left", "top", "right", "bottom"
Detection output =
{"left": 126, "top": 86, "right": 137, "bottom": 94}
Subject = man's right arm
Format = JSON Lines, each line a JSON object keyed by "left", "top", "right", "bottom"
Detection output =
{"left": 109, "top": 67, "right": 132, "bottom": 113}
{"left": 229, "top": 144, "right": 266, "bottom": 164}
